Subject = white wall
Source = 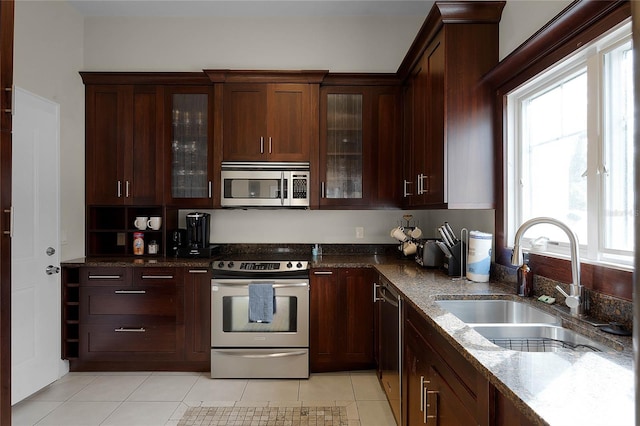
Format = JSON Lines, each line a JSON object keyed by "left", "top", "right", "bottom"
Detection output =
{"left": 14, "top": 1, "right": 85, "bottom": 260}
{"left": 82, "top": 15, "right": 425, "bottom": 73}
{"left": 178, "top": 209, "right": 495, "bottom": 245}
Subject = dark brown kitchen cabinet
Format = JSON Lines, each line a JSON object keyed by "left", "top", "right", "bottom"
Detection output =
{"left": 86, "top": 205, "right": 164, "bottom": 257}
{"left": 164, "top": 86, "right": 217, "bottom": 207}
{"left": 183, "top": 267, "right": 211, "bottom": 363}
{"left": 400, "top": 2, "right": 504, "bottom": 209}
{"left": 84, "top": 83, "right": 163, "bottom": 206}
{"left": 319, "top": 83, "right": 401, "bottom": 208}
{"left": 403, "top": 302, "right": 489, "bottom": 426}
{"left": 63, "top": 265, "right": 211, "bottom": 371}
{"left": 310, "top": 267, "right": 376, "bottom": 372}
{"left": 71, "top": 266, "right": 185, "bottom": 370}
{"left": 222, "top": 83, "right": 312, "bottom": 162}
{"left": 0, "top": 1, "right": 13, "bottom": 422}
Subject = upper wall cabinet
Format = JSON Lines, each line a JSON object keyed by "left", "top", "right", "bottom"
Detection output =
{"left": 164, "top": 85, "right": 217, "bottom": 207}
{"left": 83, "top": 82, "right": 163, "bottom": 206}
{"left": 399, "top": 1, "right": 505, "bottom": 209}
{"left": 319, "top": 79, "right": 401, "bottom": 208}
{"left": 206, "top": 70, "right": 326, "bottom": 163}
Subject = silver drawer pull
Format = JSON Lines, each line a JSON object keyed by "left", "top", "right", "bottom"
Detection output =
{"left": 89, "top": 275, "right": 121, "bottom": 280}
{"left": 188, "top": 269, "right": 208, "bottom": 274}
{"left": 141, "top": 275, "right": 173, "bottom": 279}
{"left": 313, "top": 271, "right": 333, "bottom": 275}
{"left": 114, "top": 290, "right": 146, "bottom": 294}
{"left": 114, "top": 327, "right": 146, "bottom": 333}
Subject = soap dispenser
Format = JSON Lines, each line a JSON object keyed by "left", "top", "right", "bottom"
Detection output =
{"left": 517, "top": 255, "right": 533, "bottom": 297}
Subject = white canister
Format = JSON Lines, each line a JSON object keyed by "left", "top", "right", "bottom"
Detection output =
{"left": 466, "top": 231, "right": 492, "bottom": 282}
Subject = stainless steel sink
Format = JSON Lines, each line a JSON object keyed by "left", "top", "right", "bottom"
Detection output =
{"left": 471, "top": 324, "right": 609, "bottom": 352}
{"left": 436, "top": 299, "right": 613, "bottom": 353}
{"left": 435, "top": 299, "right": 559, "bottom": 324}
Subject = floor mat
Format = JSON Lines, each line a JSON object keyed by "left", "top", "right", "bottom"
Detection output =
{"left": 178, "top": 405, "right": 349, "bottom": 425}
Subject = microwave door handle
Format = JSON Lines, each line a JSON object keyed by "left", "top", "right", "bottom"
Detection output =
{"left": 281, "top": 171, "right": 285, "bottom": 206}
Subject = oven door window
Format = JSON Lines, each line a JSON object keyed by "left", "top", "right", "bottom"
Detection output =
{"left": 222, "top": 295, "right": 298, "bottom": 332}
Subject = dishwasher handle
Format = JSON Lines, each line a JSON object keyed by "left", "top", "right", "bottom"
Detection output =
{"left": 380, "top": 286, "right": 400, "bottom": 307}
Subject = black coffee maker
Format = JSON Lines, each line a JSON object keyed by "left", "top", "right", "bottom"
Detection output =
{"left": 186, "top": 212, "right": 210, "bottom": 248}
{"left": 175, "top": 212, "right": 217, "bottom": 257}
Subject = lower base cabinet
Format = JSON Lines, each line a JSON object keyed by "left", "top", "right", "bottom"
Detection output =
{"left": 310, "top": 267, "right": 376, "bottom": 372}
{"left": 402, "top": 301, "right": 536, "bottom": 426}
{"left": 62, "top": 265, "right": 210, "bottom": 371}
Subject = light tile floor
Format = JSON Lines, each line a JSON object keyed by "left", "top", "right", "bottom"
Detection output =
{"left": 12, "top": 370, "right": 397, "bottom": 426}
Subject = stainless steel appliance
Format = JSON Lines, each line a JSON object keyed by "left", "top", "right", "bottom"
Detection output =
{"left": 221, "top": 162, "right": 310, "bottom": 208}
{"left": 415, "top": 239, "right": 445, "bottom": 268}
{"left": 211, "top": 259, "right": 310, "bottom": 378}
{"left": 375, "top": 277, "right": 402, "bottom": 424}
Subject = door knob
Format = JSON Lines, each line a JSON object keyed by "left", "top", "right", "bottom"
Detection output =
{"left": 46, "top": 265, "right": 60, "bottom": 275}
{"left": 46, "top": 247, "right": 55, "bottom": 256}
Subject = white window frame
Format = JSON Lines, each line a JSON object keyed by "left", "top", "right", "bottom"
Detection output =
{"left": 505, "top": 19, "right": 633, "bottom": 271}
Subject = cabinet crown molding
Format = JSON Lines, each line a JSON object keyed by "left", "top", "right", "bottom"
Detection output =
{"left": 204, "top": 69, "right": 329, "bottom": 84}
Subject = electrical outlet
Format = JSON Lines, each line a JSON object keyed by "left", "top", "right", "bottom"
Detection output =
{"left": 355, "top": 227, "right": 364, "bottom": 239}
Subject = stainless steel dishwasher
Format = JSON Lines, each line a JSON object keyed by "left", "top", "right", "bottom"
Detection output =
{"left": 375, "top": 276, "right": 402, "bottom": 425}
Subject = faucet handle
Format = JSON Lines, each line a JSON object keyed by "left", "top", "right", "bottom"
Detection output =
{"left": 555, "top": 285, "right": 580, "bottom": 309}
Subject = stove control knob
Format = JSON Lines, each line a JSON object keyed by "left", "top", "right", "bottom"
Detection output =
{"left": 296, "top": 262, "right": 303, "bottom": 269}
{"left": 228, "top": 262, "right": 234, "bottom": 268}
{"left": 217, "top": 261, "right": 224, "bottom": 268}
{"left": 286, "top": 262, "right": 293, "bottom": 269}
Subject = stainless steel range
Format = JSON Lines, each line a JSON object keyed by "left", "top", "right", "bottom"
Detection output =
{"left": 211, "top": 259, "right": 310, "bottom": 379}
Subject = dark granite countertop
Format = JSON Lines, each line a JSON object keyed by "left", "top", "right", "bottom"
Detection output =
{"left": 62, "top": 253, "right": 634, "bottom": 425}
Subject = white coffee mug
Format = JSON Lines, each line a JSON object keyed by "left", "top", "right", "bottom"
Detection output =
{"left": 402, "top": 241, "right": 417, "bottom": 256}
{"left": 147, "top": 217, "right": 162, "bottom": 230}
{"left": 410, "top": 227, "right": 423, "bottom": 239}
{"left": 134, "top": 216, "right": 148, "bottom": 230}
{"left": 391, "top": 227, "right": 408, "bottom": 242}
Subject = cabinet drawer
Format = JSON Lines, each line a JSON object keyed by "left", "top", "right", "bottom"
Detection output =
{"left": 80, "top": 267, "right": 129, "bottom": 286}
{"left": 81, "top": 324, "right": 178, "bottom": 354}
{"left": 80, "top": 286, "right": 180, "bottom": 321}
{"left": 132, "top": 267, "right": 182, "bottom": 286}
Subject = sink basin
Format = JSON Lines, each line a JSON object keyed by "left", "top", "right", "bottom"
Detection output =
{"left": 436, "top": 299, "right": 559, "bottom": 324}
{"left": 471, "top": 324, "right": 610, "bottom": 353}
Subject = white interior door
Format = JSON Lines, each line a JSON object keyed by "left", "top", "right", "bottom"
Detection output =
{"left": 11, "top": 87, "right": 62, "bottom": 404}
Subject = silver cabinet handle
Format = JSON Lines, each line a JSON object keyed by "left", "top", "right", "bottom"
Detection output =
{"left": 269, "top": 136, "right": 272, "bottom": 154}
{"left": 426, "top": 390, "right": 438, "bottom": 423}
{"left": 114, "top": 290, "right": 146, "bottom": 294}
{"left": 403, "top": 180, "right": 413, "bottom": 197}
{"left": 89, "top": 275, "right": 121, "bottom": 280}
{"left": 420, "top": 376, "right": 426, "bottom": 413}
{"left": 208, "top": 181, "right": 212, "bottom": 198}
{"left": 141, "top": 275, "right": 173, "bottom": 279}
{"left": 260, "top": 136, "right": 264, "bottom": 154}
{"left": 188, "top": 269, "right": 208, "bottom": 274}
{"left": 3, "top": 207, "right": 13, "bottom": 237}
{"left": 313, "top": 271, "right": 333, "bottom": 275}
{"left": 117, "top": 180, "right": 122, "bottom": 198}
{"left": 114, "top": 327, "right": 146, "bottom": 333}
{"left": 125, "top": 180, "right": 130, "bottom": 198}
{"left": 373, "top": 283, "right": 383, "bottom": 303}
{"left": 321, "top": 182, "right": 325, "bottom": 198}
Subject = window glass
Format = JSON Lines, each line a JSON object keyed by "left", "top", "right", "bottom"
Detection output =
{"left": 508, "top": 20, "right": 633, "bottom": 267}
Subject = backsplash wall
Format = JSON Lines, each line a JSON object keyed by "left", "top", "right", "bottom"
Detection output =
{"left": 178, "top": 209, "right": 495, "bottom": 245}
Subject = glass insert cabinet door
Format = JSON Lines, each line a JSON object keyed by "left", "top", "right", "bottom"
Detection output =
{"left": 170, "top": 93, "right": 210, "bottom": 199}
{"left": 324, "top": 93, "right": 363, "bottom": 199}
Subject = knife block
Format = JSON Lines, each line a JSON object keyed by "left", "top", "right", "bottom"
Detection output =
{"left": 444, "top": 241, "right": 466, "bottom": 277}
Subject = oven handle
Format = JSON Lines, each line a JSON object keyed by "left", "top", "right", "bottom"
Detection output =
{"left": 214, "top": 350, "right": 308, "bottom": 359}
{"left": 212, "top": 282, "right": 309, "bottom": 289}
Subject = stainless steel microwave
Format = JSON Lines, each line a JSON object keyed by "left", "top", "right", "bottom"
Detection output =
{"left": 220, "top": 162, "right": 310, "bottom": 208}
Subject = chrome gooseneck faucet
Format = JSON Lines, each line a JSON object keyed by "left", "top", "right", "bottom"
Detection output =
{"left": 511, "top": 217, "right": 584, "bottom": 316}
